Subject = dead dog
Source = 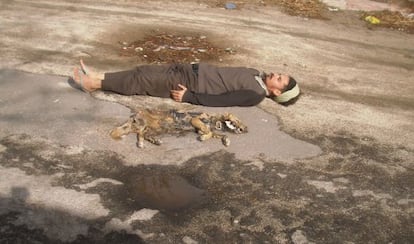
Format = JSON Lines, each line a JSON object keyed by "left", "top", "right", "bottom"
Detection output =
{"left": 110, "top": 109, "right": 247, "bottom": 148}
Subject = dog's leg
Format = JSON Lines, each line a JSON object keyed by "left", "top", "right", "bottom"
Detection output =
{"left": 136, "top": 131, "right": 145, "bottom": 148}
{"left": 145, "top": 135, "right": 162, "bottom": 145}
{"left": 191, "top": 115, "right": 213, "bottom": 141}
{"left": 211, "top": 133, "right": 230, "bottom": 147}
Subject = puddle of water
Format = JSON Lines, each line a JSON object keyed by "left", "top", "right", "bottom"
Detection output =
{"left": 123, "top": 172, "right": 208, "bottom": 212}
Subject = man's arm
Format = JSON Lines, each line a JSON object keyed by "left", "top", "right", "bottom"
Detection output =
{"left": 182, "top": 90, "right": 265, "bottom": 107}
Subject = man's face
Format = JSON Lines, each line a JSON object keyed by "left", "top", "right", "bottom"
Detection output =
{"left": 266, "top": 73, "right": 289, "bottom": 95}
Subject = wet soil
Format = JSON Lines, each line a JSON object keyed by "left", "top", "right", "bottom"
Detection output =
{"left": 0, "top": 133, "right": 412, "bottom": 243}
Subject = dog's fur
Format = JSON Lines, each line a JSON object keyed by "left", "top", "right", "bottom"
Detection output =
{"left": 110, "top": 109, "right": 247, "bottom": 148}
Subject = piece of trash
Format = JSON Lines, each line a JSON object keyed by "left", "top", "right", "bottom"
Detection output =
{"left": 328, "top": 7, "right": 339, "bottom": 12}
{"left": 225, "top": 47, "right": 235, "bottom": 53}
{"left": 134, "top": 47, "right": 143, "bottom": 52}
{"left": 365, "top": 16, "right": 380, "bottom": 25}
{"left": 153, "top": 45, "right": 167, "bottom": 52}
{"left": 225, "top": 2, "right": 236, "bottom": 10}
{"left": 169, "top": 46, "right": 191, "bottom": 51}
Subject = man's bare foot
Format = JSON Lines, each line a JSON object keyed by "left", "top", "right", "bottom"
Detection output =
{"left": 72, "top": 67, "right": 99, "bottom": 92}
{"left": 80, "top": 59, "right": 104, "bottom": 81}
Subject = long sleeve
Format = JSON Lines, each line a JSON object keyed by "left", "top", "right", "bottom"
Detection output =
{"left": 182, "top": 90, "right": 265, "bottom": 107}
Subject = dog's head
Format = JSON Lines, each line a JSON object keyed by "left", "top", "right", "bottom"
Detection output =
{"left": 214, "top": 113, "right": 247, "bottom": 134}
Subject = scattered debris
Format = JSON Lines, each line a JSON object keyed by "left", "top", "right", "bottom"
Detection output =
{"left": 196, "top": 0, "right": 414, "bottom": 33}
{"left": 362, "top": 10, "right": 414, "bottom": 33}
{"left": 207, "top": 0, "right": 329, "bottom": 19}
{"left": 275, "top": 0, "right": 329, "bottom": 19}
{"left": 119, "top": 31, "right": 235, "bottom": 63}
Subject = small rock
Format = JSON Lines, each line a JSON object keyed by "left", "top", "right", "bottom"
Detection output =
{"left": 183, "top": 236, "right": 198, "bottom": 244}
{"left": 225, "top": 47, "right": 235, "bottom": 53}
{"left": 292, "top": 230, "right": 314, "bottom": 244}
{"left": 0, "top": 144, "right": 7, "bottom": 153}
{"left": 153, "top": 46, "right": 166, "bottom": 52}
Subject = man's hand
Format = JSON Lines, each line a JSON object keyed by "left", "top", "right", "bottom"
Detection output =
{"left": 170, "top": 84, "right": 187, "bottom": 102}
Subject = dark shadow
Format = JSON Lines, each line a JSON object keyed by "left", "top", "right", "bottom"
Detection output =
{"left": 0, "top": 187, "right": 145, "bottom": 244}
{"left": 67, "top": 76, "right": 84, "bottom": 92}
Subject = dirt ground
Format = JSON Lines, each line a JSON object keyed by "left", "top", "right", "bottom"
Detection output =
{"left": 0, "top": 0, "right": 413, "bottom": 243}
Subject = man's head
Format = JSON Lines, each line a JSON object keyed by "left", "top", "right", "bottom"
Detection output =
{"left": 265, "top": 73, "right": 300, "bottom": 106}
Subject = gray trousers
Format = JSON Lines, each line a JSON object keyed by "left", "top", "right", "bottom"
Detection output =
{"left": 102, "top": 63, "right": 198, "bottom": 98}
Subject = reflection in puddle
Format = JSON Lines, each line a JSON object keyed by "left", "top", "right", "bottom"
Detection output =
{"left": 124, "top": 173, "right": 208, "bottom": 212}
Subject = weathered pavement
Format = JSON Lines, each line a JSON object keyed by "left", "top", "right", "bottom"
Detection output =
{"left": 0, "top": 0, "right": 413, "bottom": 243}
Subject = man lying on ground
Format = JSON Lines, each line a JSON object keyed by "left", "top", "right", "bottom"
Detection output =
{"left": 72, "top": 60, "right": 300, "bottom": 107}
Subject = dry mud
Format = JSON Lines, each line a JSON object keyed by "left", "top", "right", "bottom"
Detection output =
{"left": 0, "top": 0, "right": 413, "bottom": 243}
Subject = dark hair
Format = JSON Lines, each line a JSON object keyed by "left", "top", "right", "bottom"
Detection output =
{"left": 280, "top": 76, "right": 301, "bottom": 106}
{"left": 283, "top": 76, "right": 297, "bottom": 92}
